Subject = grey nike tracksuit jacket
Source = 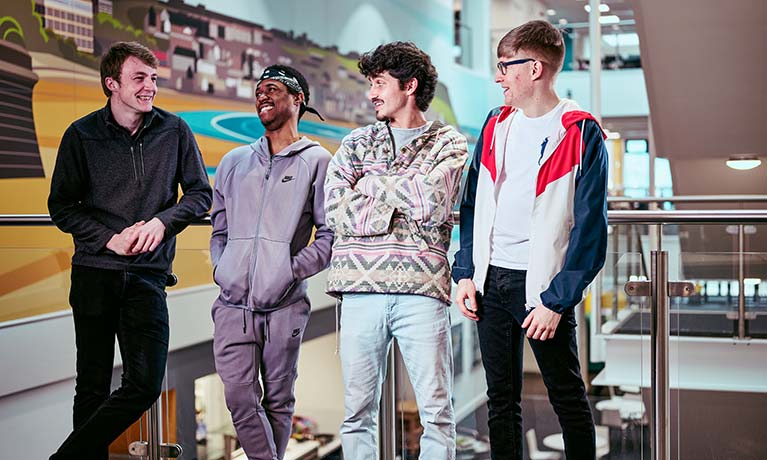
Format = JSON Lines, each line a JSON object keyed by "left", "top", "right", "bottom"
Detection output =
{"left": 210, "top": 136, "right": 332, "bottom": 460}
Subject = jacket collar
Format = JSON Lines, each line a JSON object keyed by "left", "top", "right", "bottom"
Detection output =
{"left": 99, "top": 101, "right": 158, "bottom": 135}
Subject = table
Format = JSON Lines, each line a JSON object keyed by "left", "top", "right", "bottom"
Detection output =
{"left": 542, "top": 430, "right": 609, "bottom": 452}
{"left": 595, "top": 397, "right": 646, "bottom": 420}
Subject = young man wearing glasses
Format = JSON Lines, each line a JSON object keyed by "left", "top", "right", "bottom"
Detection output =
{"left": 452, "top": 20, "right": 608, "bottom": 459}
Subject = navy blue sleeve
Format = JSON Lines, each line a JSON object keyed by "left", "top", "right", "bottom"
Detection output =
{"left": 540, "top": 119, "right": 608, "bottom": 313}
{"left": 451, "top": 109, "right": 496, "bottom": 283}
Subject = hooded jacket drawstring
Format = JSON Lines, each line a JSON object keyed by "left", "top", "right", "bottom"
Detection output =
{"left": 265, "top": 313, "right": 271, "bottom": 343}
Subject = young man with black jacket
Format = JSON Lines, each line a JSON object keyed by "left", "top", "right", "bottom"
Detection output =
{"left": 47, "top": 41, "right": 212, "bottom": 460}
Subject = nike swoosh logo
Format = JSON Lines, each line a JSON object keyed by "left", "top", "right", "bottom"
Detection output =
{"left": 291, "top": 328, "right": 301, "bottom": 337}
{"left": 282, "top": 175, "right": 294, "bottom": 183}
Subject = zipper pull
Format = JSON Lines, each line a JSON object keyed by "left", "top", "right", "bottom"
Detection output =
{"left": 266, "top": 156, "right": 273, "bottom": 180}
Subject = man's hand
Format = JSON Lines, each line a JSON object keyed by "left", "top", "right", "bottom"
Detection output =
{"left": 106, "top": 221, "right": 144, "bottom": 256}
{"left": 456, "top": 278, "right": 479, "bottom": 321}
{"left": 128, "top": 217, "right": 166, "bottom": 254}
{"left": 521, "top": 306, "right": 562, "bottom": 341}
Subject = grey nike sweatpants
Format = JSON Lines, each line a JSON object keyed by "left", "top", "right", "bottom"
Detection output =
{"left": 213, "top": 300, "right": 310, "bottom": 460}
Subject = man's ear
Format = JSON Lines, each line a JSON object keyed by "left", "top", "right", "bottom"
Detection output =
{"left": 405, "top": 77, "right": 419, "bottom": 96}
{"left": 294, "top": 92, "right": 305, "bottom": 107}
{"left": 105, "top": 77, "right": 118, "bottom": 92}
{"left": 530, "top": 60, "right": 545, "bottom": 81}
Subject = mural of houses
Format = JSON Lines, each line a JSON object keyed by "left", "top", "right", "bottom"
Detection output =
{"left": 34, "top": 0, "right": 94, "bottom": 53}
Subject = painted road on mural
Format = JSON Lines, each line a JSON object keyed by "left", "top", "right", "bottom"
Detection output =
{"left": 178, "top": 111, "right": 351, "bottom": 145}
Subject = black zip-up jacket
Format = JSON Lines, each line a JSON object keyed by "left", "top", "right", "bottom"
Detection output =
{"left": 48, "top": 102, "right": 212, "bottom": 272}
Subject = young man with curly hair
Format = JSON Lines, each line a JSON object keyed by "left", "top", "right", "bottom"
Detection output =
{"left": 324, "top": 42, "right": 468, "bottom": 460}
{"left": 452, "top": 20, "right": 608, "bottom": 459}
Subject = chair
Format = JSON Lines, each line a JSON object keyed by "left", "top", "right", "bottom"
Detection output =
{"left": 526, "top": 429, "right": 562, "bottom": 460}
{"left": 595, "top": 425, "right": 611, "bottom": 459}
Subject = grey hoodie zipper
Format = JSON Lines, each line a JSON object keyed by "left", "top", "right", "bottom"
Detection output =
{"left": 246, "top": 151, "right": 275, "bottom": 310}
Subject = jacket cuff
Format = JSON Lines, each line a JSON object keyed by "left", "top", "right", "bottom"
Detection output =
{"left": 451, "top": 265, "right": 474, "bottom": 284}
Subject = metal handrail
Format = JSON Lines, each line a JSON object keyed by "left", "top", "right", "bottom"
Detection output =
{"left": 608, "top": 194, "right": 767, "bottom": 204}
{"left": 0, "top": 214, "right": 212, "bottom": 226}
{"left": 4, "top": 210, "right": 767, "bottom": 226}
{"left": 607, "top": 210, "right": 767, "bottom": 223}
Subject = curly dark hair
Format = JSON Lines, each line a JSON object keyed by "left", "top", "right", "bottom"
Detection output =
{"left": 260, "top": 64, "right": 312, "bottom": 118}
{"left": 358, "top": 42, "right": 438, "bottom": 112}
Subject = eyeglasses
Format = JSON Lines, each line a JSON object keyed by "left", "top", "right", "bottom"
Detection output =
{"left": 496, "top": 58, "right": 535, "bottom": 75}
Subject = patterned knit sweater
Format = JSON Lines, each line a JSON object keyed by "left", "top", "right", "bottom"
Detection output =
{"left": 324, "top": 120, "right": 468, "bottom": 304}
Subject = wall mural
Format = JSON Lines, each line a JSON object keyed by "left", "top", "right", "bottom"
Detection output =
{"left": 0, "top": 0, "right": 460, "bottom": 181}
{"left": 0, "top": 0, "right": 465, "bottom": 322}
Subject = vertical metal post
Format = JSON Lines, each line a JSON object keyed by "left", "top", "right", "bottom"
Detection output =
{"left": 738, "top": 224, "right": 746, "bottom": 339}
{"left": 379, "top": 341, "right": 397, "bottom": 460}
{"left": 650, "top": 250, "right": 670, "bottom": 460}
{"left": 611, "top": 226, "right": 620, "bottom": 320}
{"left": 147, "top": 401, "right": 161, "bottom": 460}
{"left": 589, "top": 0, "right": 602, "bottom": 120}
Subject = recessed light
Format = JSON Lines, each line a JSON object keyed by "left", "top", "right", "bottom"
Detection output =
{"left": 599, "top": 15, "right": 620, "bottom": 25}
{"left": 726, "top": 156, "right": 762, "bottom": 170}
{"left": 546, "top": 9, "right": 557, "bottom": 16}
{"left": 558, "top": 18, "right": 568, "bottom": 25}
{"left": 584, "top": 4, "right": 610, "bottom": 13}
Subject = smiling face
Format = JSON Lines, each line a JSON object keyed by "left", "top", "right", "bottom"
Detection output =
{"left": 255, "top": 79, "right": 302, "bottom": 132}
{"left": 105, "top": 56, "right": 157, "bottom": 117}
{"left": 495, "top": 53, "right": 536, "bottom": 108}
{"left": 367, "top": 71, "right": 410, "bottom": 123}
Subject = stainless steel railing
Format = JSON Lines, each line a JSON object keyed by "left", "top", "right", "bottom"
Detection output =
{"left": 3, "top": 208, "right": 767, "bottom": 460}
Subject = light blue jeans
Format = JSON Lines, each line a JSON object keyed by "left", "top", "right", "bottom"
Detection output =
{"left": 339, "top": 293, "right": 456, "bottom": 460}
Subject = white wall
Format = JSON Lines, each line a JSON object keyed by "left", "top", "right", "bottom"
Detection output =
{"left": 556, "top": 68, "right": 649, "bottom": 117}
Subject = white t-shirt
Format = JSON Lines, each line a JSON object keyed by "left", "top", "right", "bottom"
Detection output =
{"left": 490, "top": 100, "right": 569, "bottom": 269}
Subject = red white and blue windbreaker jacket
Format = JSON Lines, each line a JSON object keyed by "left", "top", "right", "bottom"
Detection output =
{"left": 452, "top": 101, "right": 608, "bottom": 313}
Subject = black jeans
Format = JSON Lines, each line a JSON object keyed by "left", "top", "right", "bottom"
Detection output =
{"left": 477, "top": 265, "right": 595, "bottom": 460}
{"left": 50, "top": 265, "right": 170, "bottom": 460}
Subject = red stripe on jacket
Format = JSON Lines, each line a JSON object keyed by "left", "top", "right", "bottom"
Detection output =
{"left": 479, "top": 106, "right": 515, "bottom": 183}
{"left": 535, "top": 123, "right": 583, "bottom": 197}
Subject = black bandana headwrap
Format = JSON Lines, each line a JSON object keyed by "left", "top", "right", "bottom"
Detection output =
{"left": 256, "top": 66, "right": 325, "bottom": 121}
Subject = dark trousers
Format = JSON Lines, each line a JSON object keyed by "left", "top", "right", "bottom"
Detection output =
{"left": 50, "top": 265, "right": 170, "bottom": 460}
{"left": 477, "top": 265, "right": 595, "bottom": 460}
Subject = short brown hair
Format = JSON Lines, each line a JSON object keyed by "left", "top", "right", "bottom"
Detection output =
{"left": 497, "top": 20, "right": 565, "bottom": 73}
{"left": 100, "top": 41, "right": 159, "bottom": 97}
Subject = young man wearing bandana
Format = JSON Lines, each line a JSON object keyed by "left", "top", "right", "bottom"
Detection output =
{"left": 210, "top": 65, "right": 332, "bottom": 460}
{"left": 324, "top": 42, "right": 468, "bottom": 460}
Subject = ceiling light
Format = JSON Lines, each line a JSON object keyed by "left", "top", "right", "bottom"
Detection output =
{"left": 605, "top": 130, "right": 621, "bottom": 140}
{"left": 558, "top": 18, "right": 568, "bottom": 25}
{"left": 546, "top": 9, "right": 556, "bottom": 16}
{"left": 584, "top": 4, "right": 610, "bottom": 13}
{"left": 726, "top": 156, "right": 762, "bottom": 170}
{"left": 599, "top": 15, "right": 620, "bottom": 24}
